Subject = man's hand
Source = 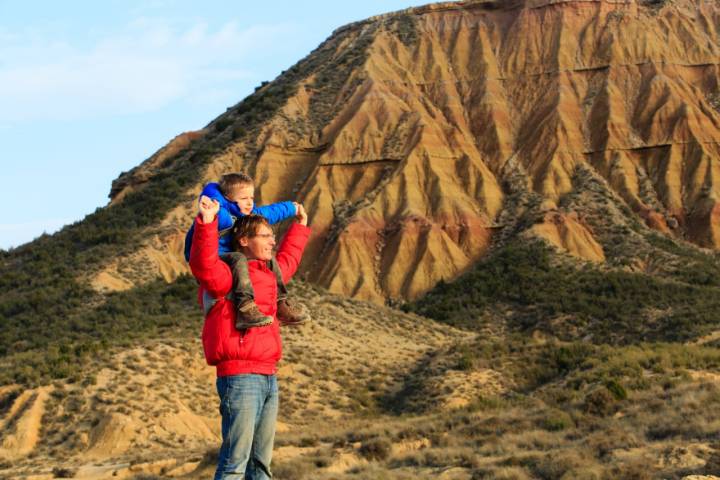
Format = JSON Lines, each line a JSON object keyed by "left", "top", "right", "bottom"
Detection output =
{"left": 199, "top": 195, "right": 220, "bottom": 224}
{"left": 295, "top": 203, "right": 308, "bottom": 226}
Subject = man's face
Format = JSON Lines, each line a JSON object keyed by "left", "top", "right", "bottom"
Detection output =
{"left": 239, "top": 224, "right": 276, "bottom": 261}
{"left": 227, "top": 184, "right": 254, "bottom": 215}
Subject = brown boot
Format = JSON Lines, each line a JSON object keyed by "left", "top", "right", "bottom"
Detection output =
{"left": 235, "top": 301, "right": 274, "bottom": 330}
{"left": 276, "top": 299, "right": 310, "bottom": 326}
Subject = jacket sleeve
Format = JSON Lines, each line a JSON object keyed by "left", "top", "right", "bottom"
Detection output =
{"left": 253, "top": 201, "right": 296, "bottom": 225}
{"left": 216, "top": 206, "right": 236, "bottom": 232}
{"left": 183, "top": 224, "right": 194, "bottom": 262}
{"left": 275, "top": 223, "right": 311, "bottom": 283}
{"left": 189, "top": 215, "right": 232, "bottom": 298}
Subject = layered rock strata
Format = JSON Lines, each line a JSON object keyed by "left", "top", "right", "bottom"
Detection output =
{"left": 104, "top": 0, "right": 720, "bottom": 302}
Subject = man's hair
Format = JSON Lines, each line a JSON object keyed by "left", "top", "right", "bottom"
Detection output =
{"left": 233, "top": 214, "right": 271, "bottom": 250}
{"left": 219, "top": 172, "right": 254, "bottom": 197}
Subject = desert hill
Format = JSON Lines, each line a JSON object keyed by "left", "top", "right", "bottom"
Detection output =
{"left": 98, "top": 0, "right": 720, "bottom": 304}
{"left": 3, "top": 0, "right": 720, "bottom": 478}
{"left": 3, "top": 0, "right": 720, "bottom": 328}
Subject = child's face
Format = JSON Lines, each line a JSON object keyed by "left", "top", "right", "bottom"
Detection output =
{"left": 228, "top": 184, "right": 254, "bottom": 215}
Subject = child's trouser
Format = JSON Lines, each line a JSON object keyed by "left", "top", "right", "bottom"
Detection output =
{"left": 220, "top": 252, "right": 288, "bottom": 305}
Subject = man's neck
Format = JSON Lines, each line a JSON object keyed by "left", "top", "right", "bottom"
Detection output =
{"left": 240, "top": 248, "right": 258, "bottom": 261}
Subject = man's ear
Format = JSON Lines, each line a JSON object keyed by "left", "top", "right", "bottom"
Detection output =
{"left": 238, "top": 236, "right": 250, "bottom": 248}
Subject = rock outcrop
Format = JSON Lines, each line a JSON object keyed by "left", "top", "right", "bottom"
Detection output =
{"left": 96, "top": 0, "right": 720, "bottom": 302}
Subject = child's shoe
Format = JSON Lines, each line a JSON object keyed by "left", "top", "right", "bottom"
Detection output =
{"left": 235, "top": 301, "right": 274, "bottom": 329}
{"left": 276, "top": 299, "right": 310, "bottom": 326}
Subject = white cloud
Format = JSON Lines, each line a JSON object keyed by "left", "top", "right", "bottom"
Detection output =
{"left": 0, "top": 19, "right": 295, "bottom": 124}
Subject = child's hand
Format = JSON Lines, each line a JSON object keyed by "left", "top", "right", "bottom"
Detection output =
{"left": 295, "top": 203, "right": 308, "bottom": 226}
{"left": 199, "top": 195, "right": 220, "bottom": 223}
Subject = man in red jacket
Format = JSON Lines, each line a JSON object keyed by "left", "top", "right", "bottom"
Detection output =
{"left": 190, "top": 194, "right": 310, "bottom": 480}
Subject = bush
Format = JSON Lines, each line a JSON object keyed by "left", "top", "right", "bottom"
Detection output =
{"left": 359, "top": 438, "right": 392, "bottom": 461}
{"left": 0, "top": 274, "right": 199, "bottom": 386}
{"left": 583, "top": 388, "right": 616, "bottom": 416}
{"left": 532, "top": 451, "right": 595, "bottom": 480}
{"left": 605, "top": 380, "right": 627, "bottom": 400}
{"left": 540, "top": 409, "right": 574, "bottom": 431}
{"left": 407, "top": 240, "right": 720, "bottom": 345}
{"left": 52, "top": 467, "right": 77, "bottom": 478}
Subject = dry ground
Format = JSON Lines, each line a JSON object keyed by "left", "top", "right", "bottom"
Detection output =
{"left": 3, "top": 285, "right": 720, "bottom": 479}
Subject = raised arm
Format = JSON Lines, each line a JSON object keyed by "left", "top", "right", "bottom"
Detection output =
{"left": 253, "top": 201, "right": 297, "bottom": 225}
{"left": 189, "top": 196, "right": 232, "bottom": 298}
{"left": 275, "top": 203, "right": 310, "bottom": 283}
{"left": 184, "top": 186, "right": 236, "bottom": 261}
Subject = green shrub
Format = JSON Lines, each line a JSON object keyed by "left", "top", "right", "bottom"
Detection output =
{"left": 407, "top": 240, "right": 720, "bottom": 345}
{"left": 605, "top": 380, "right": 627, "bottom": 400}
{"left": 540, "top": 409, "right": 574, "bottom": 431}
{"left": 391, "top": 15, "right": 418, "bottom": 47}
{"left": 0, "top": 274, "right": 199, "bottom": 386}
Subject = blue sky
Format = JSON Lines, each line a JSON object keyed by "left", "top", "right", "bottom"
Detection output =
{"left": 0, "top": 0, "right": 423, "bottom": 249}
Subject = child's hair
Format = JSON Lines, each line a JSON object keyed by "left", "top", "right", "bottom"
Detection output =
{"left": 233, "top": 214, "right": 271, "bottom": 250}
{"left": 219, "top": 172, "right": 254, "bottom": 197}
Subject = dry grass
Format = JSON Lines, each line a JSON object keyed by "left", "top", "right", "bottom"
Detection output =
{"left": 2, "top": 284, "right": 720, "bottom": 479}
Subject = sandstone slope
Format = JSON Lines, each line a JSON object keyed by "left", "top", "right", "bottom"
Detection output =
{"left": 97, "top": 0, "right": 720, "bottom": 303}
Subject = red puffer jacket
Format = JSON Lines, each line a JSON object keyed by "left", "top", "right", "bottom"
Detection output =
{"left": 189, "top": 215, "right": 310, "bottom": 377}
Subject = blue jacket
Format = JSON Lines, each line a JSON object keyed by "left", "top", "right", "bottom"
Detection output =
{"left": 184, "top": 182, "right": 296, "bottom": 261}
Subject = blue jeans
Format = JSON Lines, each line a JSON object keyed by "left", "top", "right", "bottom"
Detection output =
{"left": 214, "top": 374, "right": 279, "bottom": 480}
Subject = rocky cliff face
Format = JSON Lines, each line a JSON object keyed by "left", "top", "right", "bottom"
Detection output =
{"left": 104, "top": 0, "right": 720, "bottom": 302}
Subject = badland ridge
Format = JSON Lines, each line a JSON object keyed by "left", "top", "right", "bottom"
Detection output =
{"left": 4, "top": 0, "right": 720, "bottom": 478}
{"left": 102, "top": 0, "right": 720, "bottom": 303}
